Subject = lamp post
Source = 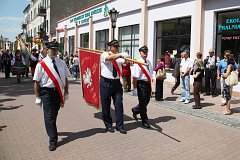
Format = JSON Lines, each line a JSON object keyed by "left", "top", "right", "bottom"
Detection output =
{"left": 108, "top": 8, "right": 119, "bottom": 40}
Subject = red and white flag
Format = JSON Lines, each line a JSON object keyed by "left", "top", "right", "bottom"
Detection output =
{"left": 79, "top": 49, "right": 101, "bottom": 109}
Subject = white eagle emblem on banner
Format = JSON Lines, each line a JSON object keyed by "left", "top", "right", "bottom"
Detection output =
{"left": 83, "top": 68, "right": 92, "bottom": 88}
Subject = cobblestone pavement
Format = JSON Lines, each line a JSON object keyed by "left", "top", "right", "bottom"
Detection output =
{"left": 1, "top": 73, "right": 240, "bottom": 160}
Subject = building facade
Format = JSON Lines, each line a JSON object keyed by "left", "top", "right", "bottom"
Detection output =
{"left": 0, "top": 35, "right": 14, "bottom": 51}
{"left": 57, "top": 0, "right": 240, "bottom": 92}
{"left": 22, "top": 0, "right": 104, "bottom": 48}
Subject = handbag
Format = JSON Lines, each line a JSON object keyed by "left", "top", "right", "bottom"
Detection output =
{"left": 156, "top": 68, "right": 166, "bottom": 80}
{"left": 225, "top": 70, "right": 239, "bottom": 86}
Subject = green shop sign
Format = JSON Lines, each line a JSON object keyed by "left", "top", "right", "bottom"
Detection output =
{"left": 218, "top": 18, "right": 240, "bottom": 31}
{"left": 69, "top": 4, "right": 109, "bottom": 25}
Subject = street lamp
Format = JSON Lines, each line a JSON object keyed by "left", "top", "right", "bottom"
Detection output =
{"left": 109, "top": 8, "right": 119, "bottom": 40}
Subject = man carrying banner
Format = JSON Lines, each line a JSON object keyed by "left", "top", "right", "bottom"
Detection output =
{"left": 33, "top": 41, "right": 70, "bottom": 151}
{"left": 131, "top": 46, "right": 153, "bottom": 128}
{"left": 100, "top": 40, "right": 128, "bottom": 134}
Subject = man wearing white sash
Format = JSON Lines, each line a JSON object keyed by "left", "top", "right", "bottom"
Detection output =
{"left": 33, "top": 41, "right": 70, "bottom": 151}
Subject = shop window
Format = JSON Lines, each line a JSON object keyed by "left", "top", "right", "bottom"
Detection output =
{"left": 68, "top": 35, "right": 75, "bottom": 55}
{"left": 96, "top": 29, "right": 109, "bottom": 51}
{"left": 119, "top": 24, "right": 139, "bottom": 59}
{"left": 80, "top": 32, "right": 89, "bottom": 48}
{"left": 216, "top": 10, "right": 240, "bottom": 62}
{"left": 156, "top": 17, "right": 191, "bottom": 68}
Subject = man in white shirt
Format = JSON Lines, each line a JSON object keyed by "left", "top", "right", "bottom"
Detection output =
{"left": 203, "top": 49, "right": 220, "bottom": 96}
{"left": 131, "top": 46, "right": 153, "bottom": 128}
{"left": 179, "top": 51, "right": 194, "bottom": 104}
{"left": 33, "top": 41, "right": 70, "bottom": 151}
{"left": 100, "top": 40, "right": 128, "bottom": 134}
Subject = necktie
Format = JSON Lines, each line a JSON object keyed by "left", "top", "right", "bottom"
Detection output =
{"left": 113, "top": 65, "right": 117, "bottom": 78}
{"left": 52, "top": 59, "right": 61, "bottom": 78}
{"left": 145, "top": 60, "right": 149, "bottom": 71}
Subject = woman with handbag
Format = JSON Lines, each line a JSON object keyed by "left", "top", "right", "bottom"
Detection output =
{"left": 221, "top": 54, "right": 236, "bottom": 115}
{"left": 155, "top": 56, "right": 165, "bottom": 101}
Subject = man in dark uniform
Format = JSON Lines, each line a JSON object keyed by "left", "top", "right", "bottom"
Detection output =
{"left": 100, "top": 40, "right": 128, "bottom": 134}
{"left": 33, "top": 41, "right": 70, "bottom": 151}
{"left": 1, "top": 49, "right": 12, "bottom": 79}
{"left": 131, "top": 46, "right": 153, "bottom": 128}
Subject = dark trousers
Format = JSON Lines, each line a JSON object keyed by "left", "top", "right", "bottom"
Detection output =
{"left": 4, "top": 64, "right": 11, "bottom": 78}
{"left": 100, "top": 76, "right": 124, "bottom": 129}
{"left": 25, "top": 66, "right": 29, "bottom": 77}
{"left": 132, "top": 80, "right": 151, "bottom": 122}
{"left": 72, "top": 65, "right": 79, "bottom": 78}
{"left": 155, "top": 79, "right": 163, "bottom": 101}
{"left": 172, "top": 76, "right": 180, "bottom": 91}
{"left": 40, "top": 88, "right": 60, "bottom": 145}
{"left": 205, "top": 69, "right": 217, "bottom": 95}
{"left": 193, "top": 82, "right": 202, "bottom": 108}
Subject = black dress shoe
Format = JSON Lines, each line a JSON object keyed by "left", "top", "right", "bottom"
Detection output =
{"left": 106, "top": 127, "right": 115, "bottom": 133}
{"left": 49, "top": 144, "right": 57, "bottom": 151}
{"left": 116, "top": 128, "right": 127, "bottom": 134}
{"left": 142, "top": 122, "right": 151, "bottom": 128}
{"left": 132, "top": 108, "right": 138, "bottom": 121}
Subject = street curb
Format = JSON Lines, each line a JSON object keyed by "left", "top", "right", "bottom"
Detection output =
{"left": 124, "top": 92, "right": 240, "bottom": 129}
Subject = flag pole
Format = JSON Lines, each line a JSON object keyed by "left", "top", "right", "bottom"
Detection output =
{"left": 79, "top": 47, "right": 148, "bottom": 66}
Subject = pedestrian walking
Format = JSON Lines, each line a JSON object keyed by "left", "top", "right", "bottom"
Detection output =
{"left": 0, "top": 48, "right": 3, "bottom": 72}
{"left": 72, "top": 53, "right": 79, "bottom": 80}
{"left": 100, "top": 40, "right": 128, "bottom": 134}
{"left": 33, "top": 41, "right": 70, "bottom": 151}
{"left": 155, "top": 56, "right": 165, "bottom": 101}
{"left": 1, "top": 49, "right": 12, "bottom": 79}
{"left": 171, "top": 53, "right": 183, "bottom": 95}
{"left": 29, "top": 48, "right": 39, "bottom": 77}
{"left": 192, "top": 59, "right": 204, "bottom": 109}
{"left": 69, "top": 53, "right": 74, "bottom": 77}
{"left": 221, "top": 54, "right": 236, "bottom": 115}
{"left": 204, "top": 49, "right": 220, "bottom": 97}
{"left": 122, "top": 62, "right": 131, "bottom": 92}
{"left": 217, "top": 50, "right": 238, "bottom": 106}
{"left": 131, "top": 46, "right": 153, "bottom": 128}
{"left": 178, "top": 51, "right": 194, "bottom": 104}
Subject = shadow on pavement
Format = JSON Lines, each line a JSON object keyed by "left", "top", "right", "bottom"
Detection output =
{"left": 0, "top": 77, "right": 34, "bottom": 96}
{"left": 0, "top": 105, "right": 23, "bottom": 111}
{"left": 0, "top": 98, "right": 16, "bottom": 103}
{"left": 164, "top": 96, "right": 178, "bottom": 101}
{"left": 94, "top": 108, "right": 179, "bottom": 142}
{"left": 231, "top": 107, "right": 240, "bottom": 114}
{"left": 201, "top": 102, "right": 215, "bottom": 108}
{"left": 58, "top": 128, "right": 106, "bottom": 147}
{"left": 57, "top": 109, "right": 179, "bottom": 148}
{"left": 0, "top": 125, "right": 7, "bottom": 132}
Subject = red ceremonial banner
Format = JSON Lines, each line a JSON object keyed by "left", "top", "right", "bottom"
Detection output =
{"left": 79, "top": 49, "right": 101, "bottom": 109}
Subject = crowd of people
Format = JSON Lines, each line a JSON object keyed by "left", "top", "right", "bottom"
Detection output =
{"left": 151, "top": 49, "right": 239, "bottom": 115}
{"left": 109, "top": 48, "right": 240, "bottom": 116}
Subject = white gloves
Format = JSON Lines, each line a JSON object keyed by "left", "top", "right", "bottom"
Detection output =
{"left": 64, "top": 93, "right": 69, "bottom": 101}
{"left": 120, "top": 52, "right": 130, "bottom": 58}
{"left": 35, "top": 97, "right": 42, "bottom": 107}
{"left": 132, "top": 88, "right": 138, "bottom": 96}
